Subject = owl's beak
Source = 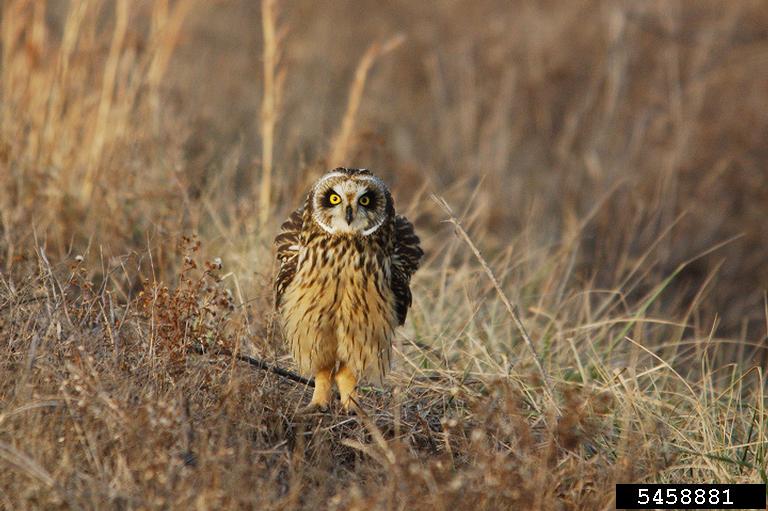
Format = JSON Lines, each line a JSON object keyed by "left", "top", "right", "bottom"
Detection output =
{"left": 345, "top": 205, "right": 354, "bottom": 225}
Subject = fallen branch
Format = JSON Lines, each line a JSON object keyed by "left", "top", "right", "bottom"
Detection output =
{"left": 189, "top": 343, "right": 314, "bottom": 387}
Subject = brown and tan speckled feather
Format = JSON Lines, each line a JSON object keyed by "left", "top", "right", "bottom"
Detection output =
{"left": 391, "top": 215, "right": 423, "bottom": 325}
{"left": 274, "top": 206, "right": 304, "bottom": 307}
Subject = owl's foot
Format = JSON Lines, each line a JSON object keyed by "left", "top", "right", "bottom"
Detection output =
{"left": 305, "top": 368, "right": 332, "bottom": 412}
{"left": 335, "top": 365, "right": 359, "bottom": 412}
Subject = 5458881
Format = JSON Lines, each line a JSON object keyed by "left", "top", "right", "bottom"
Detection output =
{"left": 615, "top": 483, "right": 765, "bottom": 509}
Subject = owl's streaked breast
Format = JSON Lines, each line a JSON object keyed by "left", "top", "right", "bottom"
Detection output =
{"left": 278, "top": 233, "right": 396, "bottom": 382}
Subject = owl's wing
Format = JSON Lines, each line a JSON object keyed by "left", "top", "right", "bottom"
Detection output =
{"left": 391, "top": 215, "right": 424, "bottom": 325}
{"left": 274, "top": 206, "right": 304, "bottom": 307}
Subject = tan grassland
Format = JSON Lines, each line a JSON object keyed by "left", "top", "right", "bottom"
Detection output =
{"left": 1, "top": 1, "right": 767, "bottom": 509}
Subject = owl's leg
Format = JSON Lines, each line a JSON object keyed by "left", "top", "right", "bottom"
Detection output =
{"left": 307, "top": 368, "right": 332, "bottom": 410}
{"left": 335, "top": 365, "right": 358, "bottom": 411}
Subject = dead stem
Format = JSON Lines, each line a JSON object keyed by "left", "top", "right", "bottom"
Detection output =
{"left": 432, "top": 194, "right": 559, "bottom": 415}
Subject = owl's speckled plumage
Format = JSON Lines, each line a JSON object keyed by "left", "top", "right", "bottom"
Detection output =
{"left": 274, "top": 168, "right": 423, "bottom": 409}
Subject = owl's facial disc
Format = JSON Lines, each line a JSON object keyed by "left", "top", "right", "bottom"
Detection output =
{"left": 312, "top": 175, "right": 387, "bottom": 236}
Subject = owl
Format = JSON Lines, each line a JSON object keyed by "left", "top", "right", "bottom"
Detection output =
{"left": 274, "top": 167, "right": 423, "bottom": 411}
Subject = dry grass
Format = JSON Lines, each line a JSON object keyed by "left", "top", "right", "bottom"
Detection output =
{"left": 1, "top": 1, "right": 768, "bottom": 509}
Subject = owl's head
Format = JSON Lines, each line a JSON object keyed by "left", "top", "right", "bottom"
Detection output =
{"left": 309, "top": 168, "right": 394, "bottom": 236}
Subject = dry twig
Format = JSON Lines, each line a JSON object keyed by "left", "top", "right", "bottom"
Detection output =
{"left": 329, "top": 34, "right": 404, "bottom": 166}
{"left": 258, "top": 0, "right": 286, "bottom": 226}
{"left": 432, "top": 194, "right": 560, "bottom": 415}
{"left": 190, "top": 343, "right": 313, "bottom": 387}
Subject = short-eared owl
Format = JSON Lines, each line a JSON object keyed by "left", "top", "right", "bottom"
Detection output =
{"left": 274, "top": 168, "right": 423, "bottom": 410}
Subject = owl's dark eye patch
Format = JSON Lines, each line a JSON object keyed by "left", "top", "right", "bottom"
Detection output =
{"left": 358, "top": 191, "right": 376, "bottom": 209}
{"left": 320, "top": 189, "right": 341, "bottom": 208}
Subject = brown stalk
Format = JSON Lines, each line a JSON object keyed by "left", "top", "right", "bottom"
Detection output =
{"left": 258, "top": 0, "right": 285, "bottom": 226}
{"left": 432, "top": 194, "right": 559, "bottom": 415}
{"left": 82, "top": 0, "right": 129, "bottom": 201}
{"left": 329, "top": 34, "right": 405, "bottom": 166}
{"left": 147, "top": 0, "right": 197, "bottom": 90}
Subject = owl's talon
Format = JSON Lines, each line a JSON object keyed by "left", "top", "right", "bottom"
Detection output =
{"left": 341, "top": 400, "right": 360, "bottom": 415}
{"left": 336, "top": 365, "right": 359, "bottom": 412}
{"left": 298, "top": 402, "right": 329, "bottom": 415}
{"left": 303, "top": 368, "right": 333, "bottom": 414}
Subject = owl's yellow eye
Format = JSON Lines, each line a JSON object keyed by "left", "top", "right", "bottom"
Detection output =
{"left": 329, "top": 193, "right": 341, "bottom": 205}
{"left": 359, "top": 195, "right": 371, "bottom": 206}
